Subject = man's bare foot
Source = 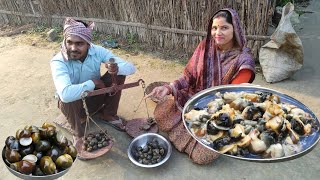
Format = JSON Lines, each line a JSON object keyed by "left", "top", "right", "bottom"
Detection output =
{"left": 99, "top": 114, "right": 126, "bottom": 132}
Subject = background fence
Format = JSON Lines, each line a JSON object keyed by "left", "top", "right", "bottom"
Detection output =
{"left": 0, "top": 0, "right": 275, "bottom": 59}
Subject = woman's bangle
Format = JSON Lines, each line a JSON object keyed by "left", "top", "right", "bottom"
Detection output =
{"left": 164, "top": 84, "right": 173, "bottom": 95}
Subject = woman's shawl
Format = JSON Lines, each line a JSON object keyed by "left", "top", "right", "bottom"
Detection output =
{"left": 172, "top": 8, "right": 255, "bottom": 106}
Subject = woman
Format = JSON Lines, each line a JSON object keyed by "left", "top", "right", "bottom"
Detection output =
{"left": 146, "top": 8, "right": 255, "bottom": 164}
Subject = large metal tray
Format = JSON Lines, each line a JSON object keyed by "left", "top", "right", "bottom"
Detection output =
{"left": 182, "top": 84, "right": 320, "bottom": 162}
{"left": 2, "top": 147, "right": 74, "bottom": 180}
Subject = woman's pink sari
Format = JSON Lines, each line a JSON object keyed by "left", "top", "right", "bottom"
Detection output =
{"left": 155, "top": 8, "right": 255, "bottom": 164}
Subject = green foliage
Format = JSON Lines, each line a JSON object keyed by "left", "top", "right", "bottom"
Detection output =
{"left": 52, "top": 26, "right": 63, "bottom": 34}
{"left": 105, "top": 34, "right": 116, "bottom": 41}
{"left": 126, "top": 32, "right": 138, "bottom": 45}
{"left": 277, "top": 0, "right": 294, "bottom": 6}
{"left": 30, "top": 23, "right": 47, "bottom": 33}
{"left": 92, "top": 30, "right": 99, "bottom": 41}
{"left": 296, "top": 10, "right": 304, "bottom": 16}
{"left": 177, "top": 58, "right": 188, "bottom": 66}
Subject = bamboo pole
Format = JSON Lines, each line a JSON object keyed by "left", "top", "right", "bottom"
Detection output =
{"left": 0, "top": 0, "right": 274, "bottom": 59}
{"left": 0, "top": 10, "right": 203, "bottom": 34}
{"left": 0, "top": 9, "right": 271, "bottom": 41}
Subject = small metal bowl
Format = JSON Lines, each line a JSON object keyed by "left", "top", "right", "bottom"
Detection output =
{"left": 127, "top": 133, "right": 172, "bottom": 168}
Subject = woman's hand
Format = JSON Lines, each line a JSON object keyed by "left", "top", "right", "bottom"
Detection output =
{"left": 144, "top": 86, "right": 170, "bottom": 100}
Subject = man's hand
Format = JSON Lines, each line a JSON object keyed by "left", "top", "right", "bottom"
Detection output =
{"left": 105, "top": 59, "right": 118, "bottom": 75}
{"left": 92, "top": 79, "right": 106, "bottom": 89}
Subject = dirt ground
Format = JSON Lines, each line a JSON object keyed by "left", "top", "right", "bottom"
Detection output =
{"left": 0, "top": 30, "right": 184, "bottom": 123}
{"left": 0, "top": 30, "right": 185, "bottom": 179}
{"left": 0, "top": 14, "right": 319, "bottom": 179}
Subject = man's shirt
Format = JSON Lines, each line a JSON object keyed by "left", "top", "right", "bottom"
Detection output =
{"left": 50, "top": 44, "right": 136, "bottom": 103}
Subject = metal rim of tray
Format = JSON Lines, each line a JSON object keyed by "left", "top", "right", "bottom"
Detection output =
{"left": 2, "top": 146, "right": 74, "bottom": 180}
{"left": 182, "top": 84, "right": 320, "bottom": 163}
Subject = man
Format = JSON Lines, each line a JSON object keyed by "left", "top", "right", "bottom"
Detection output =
{"left": 50, "top": 18, "right": 136, "bottom": 141}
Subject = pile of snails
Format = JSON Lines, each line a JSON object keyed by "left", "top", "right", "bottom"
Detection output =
{"left": 81, "top": 131, "right": 110, "bottom": 152}
{"left": 185, "top": 91, "right": 319, "bottom": 158}
{"left": 3, "top": 123, "right": 77, "bottom": 176}
{"left": 134, "top": 139, "right": 166, "bottom": 165}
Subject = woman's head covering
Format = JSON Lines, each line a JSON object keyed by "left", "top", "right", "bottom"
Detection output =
{"left": 61, "top": 17, "right": 95, "bottom": 60}
{"left": 175, "top": 8, "right": 255, "bottom": 97}
{"left": 205, "top": 8, "right": 246, "bottom": 50}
